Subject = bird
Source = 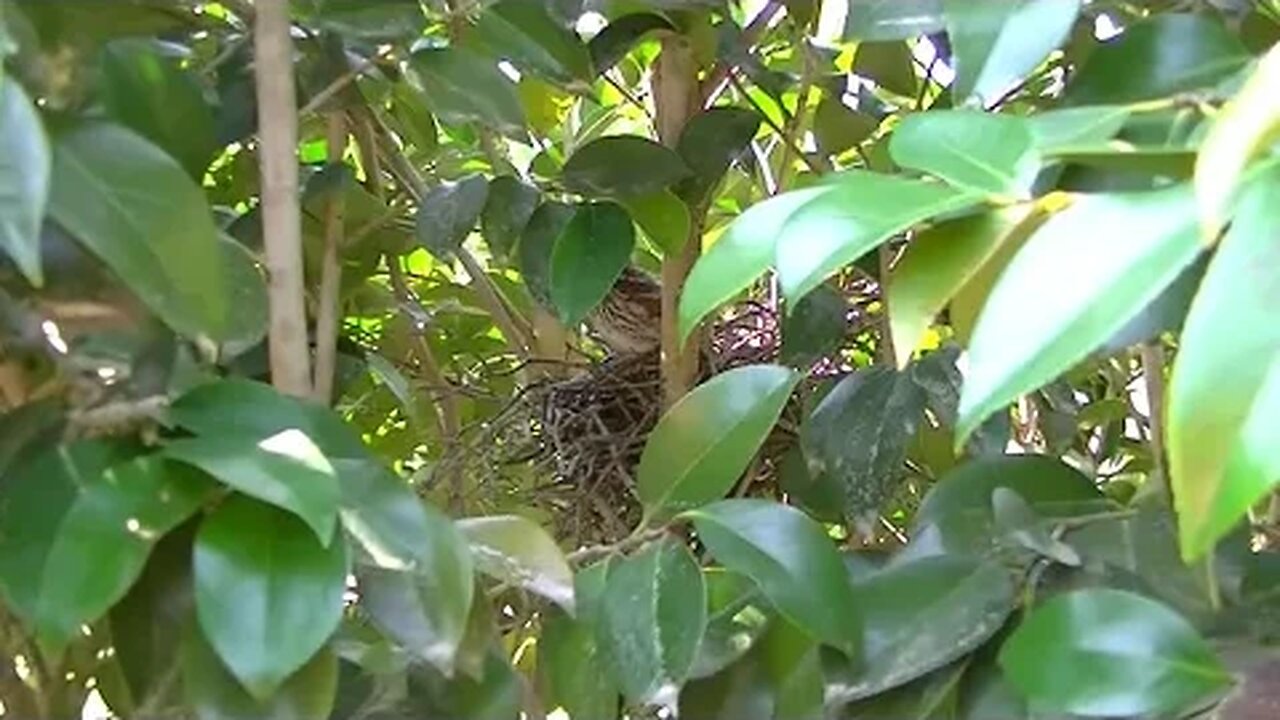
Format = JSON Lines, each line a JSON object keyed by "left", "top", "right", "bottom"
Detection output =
{"left": 585, "top": 266, "right": 663, "bottom": 354}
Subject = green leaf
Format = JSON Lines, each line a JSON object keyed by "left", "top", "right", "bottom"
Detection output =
{"left": 410, "top": 48, "right": 526, "bottom": 137}
{"left": 680, "top": 615, "right": 823, "bottom": 720}
{"left": 35, "top": 457, "right": 213, "bottom": 655}
{"left": 678, "top": 185, "right": 832, "bottom": 345}
{"left": 518, "top": 201, "right": 575, "bottom": 307}
{"left": 466, "top": 0, "right": 593, "bottom": 87}
{"left": 852, "top": 41, "right": 917, "bottom": 97}
{"left": 99, "top": 39, "right": 217, "bottom": 179}
{"left": 943, "top": 0, "right": 1081, "bottom": 106}
{"left": 548, "top": 201, "right": 635, "bottom": 326}
{"left": 456, "top": 515, "right": 574, "bottom": 613}
{"left": 827, "top": 556, "right": 1015, "bottom": 704}
{"left": 999, "top": 589, "right": 1230, "bottom": 717}
{"left": 182, "top": 621, "right": 338, "bottom": 720}
{"left": 404, "top": 649, "right": 522, "bottom": 720}
{"left": 1065, "top": 13, "right": 1248, "bottom": 105}
{"left": 622, "top": 188, "right": 690, "bottom": 256}
{"left": 889, "top": 110, "right": 1040, "bottom": 197}
{"left": 689, "top": 569, "right": 770, "bottom": 679}
{"left": 638, "top": 364, "right": 801, "bottom": 518}
{"left": 588, "top": 13, "right": 674, "bottom": 73}
{"left": 686, "top": 499, "right": 861, "bottom": 655}
{"left": 163, "top": 431, "right": 339, "bottom": 545}
{"left": 1029, "top": 106, "right": 1131, "bottom": 152}
{"left": 415, "top": 174, "right": 489, "bottom": 260}
{"left": 1043, "top": 143, "right": 1197, "bottom": 179}
{"left": 956, "top": 184, "right": 1203, "bottom": 446}
{"left": 538, "top": 563, "right": 619, "bottom": 720}
{"left": 991, "top": 488, "right": 1081, "bottom": 566}
{"left": 389, "top": 80, "right": 439, "bottom": 155}
{"left": 48, "top": 122, "right": 226, "bottom": 340}
{"left": 0, "top": 76, "right": 49, "bottom": 286}
{"left": 1194, "top": 43, "right": 1280, "bottom": 240}
{"left": 812, "top": 97, "right": 879, "bottom": 156}
{"left": 598, "top": 538, "right": 706, "bottom": 706}
{"left": 675, "top": 107, "right": 761, "bottom": 204}
{"left": 1169, "top": 166, "right": 1280, "bottom": 559}
{"left": 215, "top": 235, "right": 269, "bottom": 356}
{"left": 481, "top": 175, "right": 540, "bottom": 260}
{"left": 562, "top": 135, "right": 690, "bottom": 197}
{"left": 780, "top": 284, "right": 847, "bottom": 368}
{"left": 194, "top": 496, "right": 348, "bottom": 700}
{"left": 306, "top": 0, "right": 424, "bottom": 40}
{"left": 775, "top": 170, "right": 984, "bottom": 304}
{"left": 844, "top": 0, "right": 944, "bottom": 40}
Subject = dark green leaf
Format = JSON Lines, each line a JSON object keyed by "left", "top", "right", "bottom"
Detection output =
{"left": 410, "top": 48, "right": 526, "bottom": 138}
{"left": 777, "top": 445, "right": 846, "bottom": 523}
{"left": 943, "top": 0, "right": 1081, "bottom": 106}
{"left": 638, "top": 364, "right": 801, "bottom": 518}
{"left": 548, "top": 200, "right": 635, "bottom": 326}
{"left": 999, "top": 589, "right": 1230, "bottom": 716}
{"left": 481, "top": 175, "right": 539, "bottom": 260}
{"left": 467, "top": 0, "right": 593, "bottom": 87}
{"left": 812, "top": 97, "right": 879, "bottom": 156}
{"left": 687, "top": 500, "right": 861, "bottom": 655}
{"left": 562, "top": 135, "right": 690, "bottom": 197}
{"left": 675, "top": 107, "right": 761, "bottom": 204}
{"left": 403, "top": 649, "right": 522, "bottom": 720}
{"left": 588, "top": 14, "right": 675, "bottom": 73}
{"left": 852, "top": 41, "right": 917, "bottom": 97}
{"left": 0, "top": 76, "right": 49, "bottom": 286}
{"left": 518, "top": 201, "right": 575, "bottom": 307}
{"left": 415, "top": 174, "right": 489, "bottom": 260}
{"left": 991, "top": 488, "right": 1081, "bottom": 566}
{"left": 389, "top": 80, "right": 439, "bottom": 155}
{"left": 844, "top": 0, "right": 944, "bottom": 40}
{"left": 307, "top": 0, "right": 424, "bottom": 40}
{"left": 780, "top": 284, "right": 847, "bottom": 367}
{"left": 48, "top": 122, "right": 227, "bottom": 340}
{"left": 622, "top": 188, "right": 690, "bottom": 256}
{"left": 194, "top": 496, "right": 348, "bottom": 700}
{"left": 689, "top": 569, "right": 771, "bottom": 679}
{"left": 456, "top": 514, "right": 574, "bottom": 613}
{"left": 539, "top": 563, "right": 619, "bottom": 720}
{"left": 890, "top": 110, "right": 1040, "bottom": 196}
{"left": 216, "top": 235, "right": 269, "bottom": 356}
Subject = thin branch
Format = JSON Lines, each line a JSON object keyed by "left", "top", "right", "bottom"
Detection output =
{"left": 877, "top": 244, "right": 897, "bottom": 366}
{"left": 298, "top": 46, "right": 394, "bottom": 119}
{"left": 312, "top": 112, "right": 348, "bottom": 402}
{"left": 254, "top": 0, "right": 312, "bottom": 397}
{"left": 1139, "top": 342, "right": 1169, "bottom": 496}
{"left": 699, "top": 0, "right": 785, "bottom": 106}
{"left": 729, "top": 71, "right": 826, "bottom": 175}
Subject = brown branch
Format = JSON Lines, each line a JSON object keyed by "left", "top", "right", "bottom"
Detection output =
{"left": 1139, "top": 342, "right": 1169, "bottom": 496}
{"left": 877, "top": 244, "right": 897, "bottom": 366}
{"left": 312, "top": 112, "right": 348, "bottom": 402}
{"left": 254, "top": 0, "right": 312, "bottom": 397}
{"left": 298, "top": 47, "right": 393, "bottom": 119}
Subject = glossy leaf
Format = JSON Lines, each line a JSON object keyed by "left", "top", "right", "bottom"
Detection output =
{"left": 991, "top": 488, "right": 1081, "bottom": 566}
{"left": 548, "top": 201, "right": 635, "bottom": 326}
{"left": 589, "top": 13, "right": 674, "bottom": 73}
{"left": 1169, "top": 166, "right": 1280, "bottom": 559}
{"left": 957, "top": 184, "right": 1203, "bottom": 445}
{"left": 518, "top": 201, "right": 575, "bottom": 306}
{"left": 889, "top": 110, "right": 1040, "bottom": 197}
{"left": 562, "top": 135, "right": 690, "bottom": 197}
{"left": 481, "top": 175, "right": 539, "bottom": 260}
{"left": 686, "top": 499, "right": 861, "bottom": 655}
{"left": 410, "top": 48, "right": 526, "bottom": 138}
{"left": 812, "top": 97, "right": 879, "bottom": 156}
{"left": 844, "top": 0, "right": 944, "bottom": 41}
{"left": 944, "top": 0, "right": 1081, "bottom": 106}
{"left": 0, "top": 77, "right": 49, "bottom": 286}
{"left": 598, "top": 539, "right": 706, "bottom": 706}
{"left": 689, "top": 569, "right": 770, "bottom": 679}
{"left": 638, "top": 364, "right": 801, "bottom": 518}
{"left": 163, "top": 430, "right": 339, "bottom": 545}
{"left": 415, "top": 174, "right": 489, "bottom": 259}
{"left": 1029, "top": 106, "right": 1131, "bottom": 152}
{"left": 675, "top": 107, "right": 761, "bottom": 204}
{"left": 539, "top": 563, "right": 619, "bottom": 720}
{"left": 216, "top": 235, "right": 269, "bottom": 356}
{"left": 466, "top": 0, "right": 592, "bottom": 87}
{"left": 48, "top": 122, "right": 226, "bottom": 340}
{"left": 999, "top": 589, "right": 1230, "bottom": 716}
{"left": 623, "top": 188, "right": 690, "bottom": 256}
{"left": 456, "top": 515, "right": 574, "bottom": 613}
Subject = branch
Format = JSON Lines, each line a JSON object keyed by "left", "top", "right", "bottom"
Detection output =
{"left": 1139, "top": 342, "right": 1169, "bottom": 496}
{"left": 297, "top": 47, "right": 393, "bottom": 119}
{"left": 699, "top": 0, "right": 784, "bottom": 107}
{"left": 254, "top": 0, "right": 312, "bottom": 397}
{"left": 312, "top": 112, "right": 348, "bottom": 402}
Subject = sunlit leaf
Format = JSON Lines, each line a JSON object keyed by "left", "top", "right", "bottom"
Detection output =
{"left": 410, "top": 48, "right": 526, "bottom": 138}
{"left": 466, "top": 0, "right": 592, "bottom": 88}
{"left": 548, "top": 201, "right": 635, "bottom": 326}
{"left": 889, "top": 110, "right": 1040, "bottom": 196}
{"left": 457, "top": 515, "right": 574, "bottom": 613}
{"left": 0, "top": 77, "right": 49, "bottom": 286}
{"left": 944, "top": 0, "right": 1081, "bottom": 106}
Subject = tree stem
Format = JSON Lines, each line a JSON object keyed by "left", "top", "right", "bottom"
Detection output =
{"left": 1140, "top": 341, "right": 1170, "bottom": 496}
{"left": 312, "top": 112, "right": 347, "bottom": 403}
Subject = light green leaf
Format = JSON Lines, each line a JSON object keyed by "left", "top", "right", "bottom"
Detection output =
{"left": 944, "top": 0, "right": 1081, "bottom": 106}
{"left": 844, "top": 0, "right": 944, "bottom": 41}
{"left": 999, "top": 589, "right": 1230, "bottom": 717}
{"left": 1170, "top": 165, "right": 1280, "bottom": 559}
{"left": 457, "top": 515, "right": 574, "bottom": 613}
{"left": 1194, "top": 42, "right": 1280, "bottom": 240}
{"left": 853, "top": 41, "right": 917, "bottom": 97}
{"left": 0, "top": 76, "right": 49, "bottom": 286}
{"left": 48, "top": 122, "right": 226, "bottom": 340}
{"left": 548, "top": 201, "right": 635, "bottom": 326}
{"left": 466, "top": 0, "right": 593, "bottom": 87}
{"left": 1029, "top": 106, "right": 1131, "bottom": 152}
{"left": 597, "top": 538, "right": 706, "bottom": 706}
{"left": 194, "top": 496, "right": 349, "bottom": 700}
{"left": 410, "top": 48, "right": 526, "bottom": 138}
{"left": 415, "top": 174, "right": 489, "bottom": 260}
{"left": 162, "top": 430, "right": 340, "bottom": 545}
{"left": 686, "top": 499, "right": 861, "bottom": 656}
{"left": 562, "top": 135, "right": 690, "bottom": 197}
{"left": 623, "top": 188, "right": 690, "bottom": 256}
{"left": 638, "top": 364, "right": 801, "bottom": 518}
{"left": 957, "top": 184, "right": 1203, "bottom": 446}
{"left": 889, "top": 110, "right": 1040, "bottom": 197}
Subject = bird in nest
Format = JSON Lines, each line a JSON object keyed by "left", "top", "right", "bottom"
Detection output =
{"left": 585, "top": 266, "right": 663, "bottom": 355}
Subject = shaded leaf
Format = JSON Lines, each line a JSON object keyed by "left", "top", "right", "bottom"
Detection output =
{"left": 844, "top": 0, "right": 944, "bottom": 41}
{"left": 539, "top": 563, "right": 619, "bottom": 720}
{"left": 589, "top": 13, "right": 674, "bottom": 73}
{"left": 457, "top": 515, "right": 574, "bottom": 613}
{"left": 216, "top": 235, "right": 269, "bottom": 356}
{"left": 890, "top": 110, "right": 1040, "bottom": 196}
{"left": 780, "top": 284, "right": 847, "bottom": 368}
{"left": 410, "top": 48, "right": 526, "bottom": 137}
{"left": 563, "top": 135, "right": 690, "bottom": 197}
{"left": 466, "top": 0, "right": 592, "bottom": 87}
{"left": 0, "top": 76, "right": 49, "bottom": 286}
{"left": 944, "top": 0, "right": 1081, "bottom": 106}
{"left": 623, "top": 188, "right": 690, "bottom": 256}
{"left": 853, "top": 41, "right": 917, "bottom": 97}
{"left": 415, "top": 174, "right": 489, "bottom": 260}
{"left": 548, "top": 200, "right": 635, "bottom": 326}
{"left": 675, "top": 107, "right": 761, "bottom": 204}
{"left": 518, "top": 201, "right": 575, "bottom": 307}
{"left": 480, "top": 175, "right": 539, "bottom": 260}
{"left": 812, "top": 97, "right": 879, "bottom": 156}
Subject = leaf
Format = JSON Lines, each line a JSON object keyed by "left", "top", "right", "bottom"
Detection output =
{"left": 182, "top": 621, "right": 338, "bottom": 720}
{"left": 597, "top": 538, "right": 706, "bottom": 707}
{"left": 686, "top": 499, "right": 861, "bottom": 655}
{"left": 991, "top": 488, "right": 1081, "bottom": 566}
{"left": 35, "top": 457, "right": 214, "bottom": 655}
{"left": 956, "top": 184, "right": 1203, "bottom": 446}
{"left": 306, "top": 0, "right": 424, "bottom": 41}
{"left": 622, "top": 188, "right": 690, "bottom": 256}
{"left": 1065, "top": 13, "right": 1249, "bottom": 105}
{"left": 588, "top": 13, "right": 674, "bottom": 73}
{"left": 466, "top": 0, "right": 592, "bottom": 87}
{"left": 1029, "top": 106, "right": 1131, "bottom": 152}
{"left": 844, "top": 0, "right": 944, "bottom": 41}
{"left": 852, "top": 41, "right": 917, "bottom": 97}
{"left": 826, "top": 556, "right": 1015, "bottom": 704}
{"left": 163, "top": 430, "right": 340, "bottom": 544}
{"left": 675, "top": 107, "right": 761, "bottom": 204}
{"left": 689, "top": 569, "right": 770, "bottom": 679}
{"left": 404, "top": 649, "right": 522, "bottom": 720}
{"left": 456, "top": 515, "right": 574, "bottom": 613}
{"left": 99, "top": 39, "right": 217, "bottom": 179}
{"left": 1194, "top": 43, "right": 1280, "bottom": 240}
{"left": 775, "top": 170, "right": 984, "bottom": 304}
{"left": 194, "top": 496, "right": 349, "bottom": 700}
{"left": 943, "top": 0, "right": 1081, "bottom": 106}
{"left": 889, "top": 110, "right": 1040, "bottom": 197}
{"left": 539, "top": 563, "right": 619, "bottom": 720}
{"left": 678, "top": 185, "right": 832, "bottom": 345}
{"left": 481, "top": 175, "right": 539, "bottom": 260}
{"left": 638, "top": 365, "right": 801, "bottom": 518}
{"left": 518, "top": 201, "right": 575, "bottom": 307}
{"left": 1169, "top": 166, "right": 1280, "bottom": 560}
{"left": 48, "top": 122, "right": 226, "bottom": 340}
{"left": 215, "top": 235, "right": 269, "bottom": 356}
{"left": 780, "top": 284, "right": 847, "bottom": 368}
{"left": 357, "top": 562, "right": 474, "bottom": 674}
{"left": 0, "top": 76, "right": 49, "bottom": 286}
{"left": 562, "top": 135, "right": 690, "bottom": 197}
{"left": 389, "top": 80, "right": 439, "bottom": 155}
{"left": 415, "top": 174, "right": 489, "bottom": 260}
{"left": 410, "top": 48, "right": 526, "bottom": 138}
{"left": 548, "top": 201, "right": 635, "bottom": 326}
{"left": 680, "top": 615, "right": 823, "bottom": 720}
{"left": 812, "top": 97, "right": 879, "bottom": 156}
{"left": 999, "top": 589, "right": 1230, "bottom": 716}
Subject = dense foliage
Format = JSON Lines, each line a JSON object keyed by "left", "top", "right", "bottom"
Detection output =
{"left": 1, "top": 0, "right": 1280, "bottom": 718}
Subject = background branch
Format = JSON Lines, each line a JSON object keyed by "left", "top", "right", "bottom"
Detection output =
{"left": 312, "top": 112, "right": 348, "bottom": 402}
